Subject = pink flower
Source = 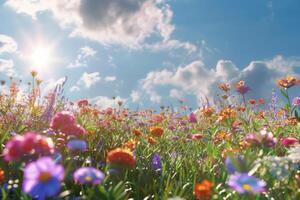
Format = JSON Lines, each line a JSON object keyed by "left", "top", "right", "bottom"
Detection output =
{"left": 50, "top": 111, "right": 76, "bottom": 131}
{"left": 77, "top": 99, "right": 89, "bottom": 107}
{"left": 188, "top": 112, "right": 197, "bottom": 123}
{"left": 50, "top": 111, "right": 87, "bottom": 136}
{"left": 4, "top": 132, "right": 54, "bottom": 162}
{"left": 281, "top": 137, "right": 298, "bottom": 147}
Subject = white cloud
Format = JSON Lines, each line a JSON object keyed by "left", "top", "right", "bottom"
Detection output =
{"left": 138, "top": 55, "right": 299, "bottom": 104}
{"left": 5, "top": 0, "right": 195, "bottom": 52}
{"left": 0, "top": 34, "right": 18, "bottom": 54}
{"left": 130, "top": 90, "right": 141, "bottom": 102}
{"left": 90, "top": 95, "right": 126, "bottom": 109}
{"left": 169, "top": 88, "right": 183, "bottom": 99}
{"left": 0, "top": 59, "right": 15, "bottom": 76}
{"left": 70, "top": 85, "right": 80, "bottom": 92}
{"left": 78, "top": 72, "right": 101, "bottom": 88}
{"left": 104, "top": 76, "right": 116, "bottom": 82}
{"left": 67, "top": 46, "right": 96, "bottom": 68}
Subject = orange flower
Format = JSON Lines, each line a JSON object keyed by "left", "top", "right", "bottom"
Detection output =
{"left": 214, "top": 131, "right": 231, "bottom": 143}
{"left": 218, "top": 107, "right": 236, "bottom": 122}
{"left": 123, "top": 139, "right": 140, "bottom": 151}
{"left": 221, "top": 147, "right": 240, "bottom": 158}
{"left": 148, "top": 136, "right": 157, "bottom": 145}
{"left": 248, "top": 99, "right": 256, "bottom": 105}
{"left": 0, "top": 169, "right": 4, "bottom": 183}
{"left": 200, "top": 107, "right": 215, "bottom": 117}
{"left": 195, "top": 180, "right": 213, "bottom": 200}
{"left": 277, "top": 75, "right": 297, "bottom": 88}
{"left": 107, "top": 148, "right": 136, "bottom": 167}
{"left": 285, "top": 117, "right": 298, "bottom": 126}
{"left": 218, "top": 82, "right": 231, "bottom": 92}
{"left": 133, "top": 129, "right": 142, "bottom": 137}
{"left": 149, "top": 126, "right": 164, "bottom": 137}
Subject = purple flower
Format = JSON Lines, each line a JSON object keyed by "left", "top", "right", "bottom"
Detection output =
{"left": 293, "top": 97, "right": 300, "bottom": 105}
{"left": 67, "top": 139, "right": 87, "bottom": 151}
{"left": 225, "top": 155, "right": 244, "bottom": 174}
{"left": 228, "top": 173, "right": 266, "bottom": 193}
{"left": 151, "top": 153, "right": 162, "bottom": 172}
{"left": 22, "top": 157, "right": 64, "bottom": 200}
{"left": 73, "top": 167, "right": 105, "bottom": 184}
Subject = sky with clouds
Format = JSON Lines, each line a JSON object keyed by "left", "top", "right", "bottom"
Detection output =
{"left": 0, "top": 0, "right": 300, "bottom": 109}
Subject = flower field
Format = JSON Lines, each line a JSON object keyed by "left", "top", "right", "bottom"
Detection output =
{"left": 1, "top": 73, "right": 300, "bottom": 200}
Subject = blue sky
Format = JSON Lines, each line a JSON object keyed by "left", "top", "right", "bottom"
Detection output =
{"left": 0, "top": 0, "right": 300, "bottom": 109}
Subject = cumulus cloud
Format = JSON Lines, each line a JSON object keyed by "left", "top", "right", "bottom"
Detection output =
{"left": 138, "top": 55, "right": 299, "bottom": 104}
{"left": 0, "top": 59, "right": 15, "bottom": 76}
{"left": 0, "top": 34, "right": 18, "bottom": 54}
{"left": 130, "top": 90, "right": 141, "bottom": 102}
{"left": 104, "top": 76, "right": 116, "bottom": 82}
{"left": 5, "top": 0, "right": 194, "bottom": 52}
{"left": 67, "top": 46, "right": 96, "bottom": 68}
{"left": 90, "top": 95, "right": 126, "bottom": 109}
{"left": 78, "top": 72, "right": 101, "bottom": 88}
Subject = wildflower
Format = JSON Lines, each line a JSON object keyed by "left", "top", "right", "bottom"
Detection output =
{"left": 218, "top": 82, "right": 231, "bottom": 92}
{"left": 3, "top": 135, "right": 24, "bottom": 161}
{"left": 4, "top": 132, "right": 54, "bottom": 161}
{"left": 228, "top": 173, "right": 266, "bottom": 193}
{"left": 214, "top": 131, "right": 231, "bottom": 143}
{"left": 285, "top": 117, "right": 298, "bottom": 126}
{"left": 22, "top": 157, "right": 64, "bottom": 200}
{"left": 188, "top": 112, "right": 197, "bottom": 123}
{"left": 281, "top": 137, "right": 298, "bottom": 147}
{"left": 293, "top": 97, "right": 300, "bottom": 105}
{"left": 218, "top": 107, "right": 236, "bottom": 122}
{"left": 77, "top": 99, "right": 89, "bottom": 107}
{"left": 67, "top": 140, "right": 87, "bottom": 151}
{"left": 277, "top": 75, "right": 297, "bottom": 89}
{"left": 258, "top": 98, "right": 265, "bottom": 105}
{"left": 200, "top": 107, "right": 215, "bottom": 117}
{"left": 73, "top": 167, "right": 105, "bottom": 185}
{"left": 237, "top": 106, "right": 246, "bottom": 112}
{"left": 107, "top": 148, "right": 136, "bottom": 167}
{"left": 149, "top": 126, "right": 164, "bottom": 137}
{"left": 152, "top": 114, "right": 164, "bottom": 123}
{"left": 248, "top": 99, "right": 256, "bottom": 105}
{"left": 188, "top": 133, "right": 204, "bottom": 141}
{"left": 123, "top": 139, "right": 140, "bottom": 151}
{"left": 151, "top": 153, "right": 162, "bottom": 172}
{"left": 225, "top": 155, "right": 244, "bottom": 174}
{"left": 50, "top": 111, "right": 76, "bottom": 131}
{"left": 245, "top": 129, "right": 277, "bottom": 147}
{"left": 30, "top": 70, "right": 38, "bottom": 77}
{"left": 133, "top": 129, "right": 142, "bottom": 137}
{"left": 148, "top": 136, "right": 157, "bottom": 145}
{"left": 235, "top": 80, "right": 250, "bottom": 94}
{"left": 194, "top": 180, "right": 213, "bottom": 200}
{"left": 0, "top": 169, "right": 4, "bottom": 183}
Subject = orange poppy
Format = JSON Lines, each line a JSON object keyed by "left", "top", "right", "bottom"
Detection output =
{"left": 149, "top": 126, "right": 164, "bottom": 137}
{"left": 195, "top": 180, "right": 213, "bottom": 200}
{"left": 107, "top": 148, "right": 135, "bottom": 167}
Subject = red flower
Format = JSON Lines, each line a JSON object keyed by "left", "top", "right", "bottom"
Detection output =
{"left": 281, "top": 137, "right": 298, "bottom": 147}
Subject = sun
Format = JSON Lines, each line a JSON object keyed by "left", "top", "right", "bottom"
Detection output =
{"left": 30, "top": 46, "right": 52, "bottom": 68}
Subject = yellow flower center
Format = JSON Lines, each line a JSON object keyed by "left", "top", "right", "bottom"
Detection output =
{"left": 242, "top": 184, "right": 252, "bottom": 191}
{"left": 84, "top": 175, "right": 92, "bottom": 182}
{"left": 38, "top": 172, "right": 52, "bottom": 183}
